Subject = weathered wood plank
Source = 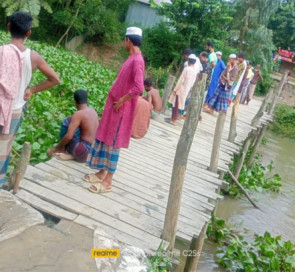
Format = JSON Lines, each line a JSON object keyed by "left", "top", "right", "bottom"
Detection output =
{"left": 16, "top": 189, "right": 78, "bottom": 221}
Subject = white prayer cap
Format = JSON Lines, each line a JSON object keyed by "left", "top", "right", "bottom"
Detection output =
{"left": 229, "top": 54, "right": 237, "bottom": 59}
{"left": 188, "top": 54, "right": 197, "bottom": 60}
{"left": 216, "top": 51, "right": 222, "bottom": 56}
{"left": 126, "top": 27, "right": 142, "bottom": 37}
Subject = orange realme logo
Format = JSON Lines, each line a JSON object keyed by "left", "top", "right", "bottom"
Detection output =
{"left": 91, "top": 249, "right": 120, "bottom": 258}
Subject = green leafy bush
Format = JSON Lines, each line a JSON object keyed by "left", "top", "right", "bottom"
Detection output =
{"left": 142, "top": 23, "right": 184, "bottom": 69}
{"left": 217, "top": 232, "right": 295, "bottom": 272}
{"left": 255, "top": 70, "right": 274, "bottom": 96}
{"left": 273, "top": 104, "right": 295, "bottom": 139}
{"left": 207, "top": 216, "right": 295, "bottom": 272}
{"left": 223, "top": 149, "right": 282, "bottom": 197}
{"left": 0, "top": 31, "right": 116, "bottom": 164}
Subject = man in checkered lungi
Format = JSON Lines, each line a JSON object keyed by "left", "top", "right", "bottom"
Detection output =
{"left": 83, "top": 27, "right": 145, "bottom": 194}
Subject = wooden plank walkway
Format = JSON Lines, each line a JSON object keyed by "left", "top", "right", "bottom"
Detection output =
{"left": 15, "top": 99, "right": 270, "bottom": 254}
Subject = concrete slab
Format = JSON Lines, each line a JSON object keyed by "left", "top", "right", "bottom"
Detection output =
{"left": 0, "top": 190, "right": 44, "bottom": 243}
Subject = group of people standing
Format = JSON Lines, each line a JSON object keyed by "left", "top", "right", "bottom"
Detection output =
{"left": 0, "top": 12, "right": 264, "bottom": 196}
{"left": 169, "top": 42, "right": 264, "bottom": 124}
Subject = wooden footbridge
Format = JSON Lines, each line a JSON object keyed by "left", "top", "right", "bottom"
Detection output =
{"left": 13, "top": 70, "right": 281, "bottom": 270}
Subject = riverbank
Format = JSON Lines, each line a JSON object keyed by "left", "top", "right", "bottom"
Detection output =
{"left": 198, "top": 130, "right": 295, "bottom": 271}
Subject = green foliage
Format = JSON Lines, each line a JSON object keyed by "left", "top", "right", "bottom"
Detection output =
{"left": 0, "top": 0, "right": 131, "bottom": 44}
{"left": 255, "top": 70, "right": 274, "bottom": 96}
{"left": 273, "top": 104, "right": 295, "bottom": 139}
{"left": 0, "top": 0, "right": 52, "bottom": 26}
{"left": 223, "top": 149, "right": 282, "bottom": 198}
{"left": 207, "top": 216, "right": 295, "bottom": 272}
{"left": 52, "top": 0, "right": 126, "bottom": 44}
{"left": 229, "top": 0, "right": 280, "bottom": 70}
{"left": 154, "top": 0, "right": 234, "bottom": 48}
{"left": 142, "top": 23, "right": 184, "bottom": 69}
{"left": 269, "top": 0, "right": 295, "bottom": 51}
{"left": 206, "top": 214, "right": 234, "bottom": 245}
{"left": 217, "top": 231, "right": 295, "bottom": 272}
{"left": 147, "top": 241, "right": 173, "bottom": 272}
{"left": 0, "top": 31, "right": 115, "bottom": 164}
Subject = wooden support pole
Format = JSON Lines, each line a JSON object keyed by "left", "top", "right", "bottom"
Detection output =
{"left": 228, "top": 93, "right": 242, "bottom": 142}
{"left": 246, "top": 124, "right": 267, "bottom": 168}
{"left": 162, "top": 74, "right": 207, "bottom": 251}
{"left": 9, "top": 142, "right": 31, "bottom": 191}
{"left": 161, "top": 74, "right": 176, "bottom": 114}
{"left": 209, "top": 112, "right": 227, "bottom": 173}
{"left": 233, "top": 130, "right": 256, "bottom": 179}
{"left": 228, "top": 171, "right": 260, "bottom": 209}
{"left": 184, "top": 224, "right": 208, "bottom": 272}
{"left": 268, "top": 71, "right": 289, "bottom": 116}
{"left": 251, "top": 90, "right": 273, "bottom": 127}
{"left": 13, "top": 171, "right": 21, "bottom": 194}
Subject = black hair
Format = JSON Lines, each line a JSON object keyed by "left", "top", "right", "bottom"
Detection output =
{"left": 237, "top": 53, "right": 246, "bottom": 59}
{"left": 200, "top": 51, "right": 208, "bottom": 58}
{"left": 248, "top": 61, "right": 253, "bottom": 66}
{"left": 9, "top": 12, "right": 33, "bottom": 39}
{"left": 144, "top": 78, "right": 153, "bottom": 87}
{"left": 188, "top": 58, "right": 196, "bottom": 65}
{"left": 74, "top": 89, "right": 88, "bottom": 104}
{"left": 183, "top": 48, "right": 192, "bottom": 55}
{"left": 126, "top": 35, "right": 142, "bottom": 47}
{"left": 206, "top": 41, "right": 214, "bottom": 48}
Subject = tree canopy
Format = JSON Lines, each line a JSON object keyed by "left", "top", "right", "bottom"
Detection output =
{"left": 269, "top": 0, "right": 295, "bottom": 51}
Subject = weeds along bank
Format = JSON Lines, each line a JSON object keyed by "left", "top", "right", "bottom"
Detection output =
{"left": 0, "top": 31, "right": 116, "bottom": 166}
{"left": 204, "top": 141, "right": 295, "bottom": 271}
{"left": 273, "top": 104, "right": 295, "bottom": 140}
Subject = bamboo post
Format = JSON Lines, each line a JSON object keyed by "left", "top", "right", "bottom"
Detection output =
{"left": 209, "top": 112, "right": 227, "bottom": 173}
{"left": 233, "top": 130, "right": 256, "bottom": 178}
{"left": 251, "top": 90, "right": 273, "bottom": 127}
{"left": 228, "top": 171, "right": 260, "bottom": 209}
{"left": 161, "top": 74, "right": 176, "bottom": 114}
{"left": 268, "top": 71, "right": 289, "bottom": 116}
{"left": 9, "top": 142, "right": 31, "bottom": 190}
{"left": 184, "top": 224, "right": 208, "bottom": 272}
{"left": 162, "top": 74, "right": 207, "bottom": 251}
{"left": 246, "top": 124, "right": 267, "bottom": 168}
{"left": 13, "top": 171, "right": 21, "bottom": 194}
{"left": 228, "top": 93, "right": 242, "bottom": 142}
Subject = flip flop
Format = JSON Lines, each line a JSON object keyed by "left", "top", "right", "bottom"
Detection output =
{"left": 83, "top": 173, "right": 103, "bottom": 183}
{"left": 88, "top": 184, "right": 112, "bottom": 194}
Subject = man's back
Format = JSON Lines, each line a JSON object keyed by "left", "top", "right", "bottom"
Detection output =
{"left": 132, "top": 97, "right": 153, "bottom": 139}
{"left": 149, "top": 88, "right": 162, "bottom": 113}
{"left": 75, "top": 107, "right": 99, "bottom": 143}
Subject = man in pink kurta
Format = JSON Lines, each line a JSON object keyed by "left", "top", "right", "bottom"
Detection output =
{"left": 84, "top": 27, "right": 145, "bottom": 194}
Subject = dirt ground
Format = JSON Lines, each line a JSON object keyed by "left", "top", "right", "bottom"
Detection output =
{"left": 0, "top": 220, "right": 97, "bottom": 272}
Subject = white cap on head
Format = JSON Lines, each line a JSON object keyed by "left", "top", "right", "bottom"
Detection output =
{"left": 216, "top": 51, "right": 222, "bottom": 56}
{"left": 229, "top": 54, "right": 237, "bottom": 59}
{"left": 126, "top": 27, "right": 142, "bottom": 37}
{"left": 188, "top": 54, "right": 197, "bottom": 60}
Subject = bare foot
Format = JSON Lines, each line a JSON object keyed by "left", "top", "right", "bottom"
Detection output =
{"left": 55, "top": 153, "right": 74, "bottom": 161}
{"left": 84, "top": 170, "right": 107, "bottom": 182}
{"left": 170, "top": 120, "right": 177, "bottom": 125}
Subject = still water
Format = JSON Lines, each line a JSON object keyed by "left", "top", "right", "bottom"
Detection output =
{"left": 197, "top": 131, "right": 295, "bottom": 271}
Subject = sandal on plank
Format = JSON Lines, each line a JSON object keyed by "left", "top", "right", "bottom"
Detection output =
{"left": 88, "top": 184, "right": 111, "bottom": 194}
{"left": 83, "top": 174, "right": 102, "bottom": 183}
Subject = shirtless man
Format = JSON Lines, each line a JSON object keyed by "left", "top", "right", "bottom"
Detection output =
{"left": 47, "top": 90, "right": 99, "bottom": 162}
{"left": 143, "top": 78, "right": 162, "bottom": 115}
